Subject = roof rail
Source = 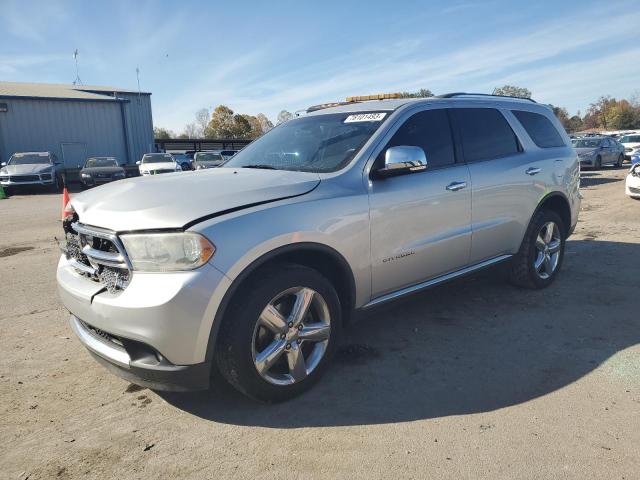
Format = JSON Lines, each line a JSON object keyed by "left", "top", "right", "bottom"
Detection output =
{"left": 436, "top": 92, "right": 537, "bottom": 103}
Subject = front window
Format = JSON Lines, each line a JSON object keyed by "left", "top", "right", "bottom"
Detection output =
{"left": 224, "top": 112, "right": 387, "bottom": 173}
{"left": 9, "top": 153, "right": 51, "bottom": 165}
{"left": 572, "top": 139, "right": 602, "bottom": 148}
{"left": 620, "top": 135, "right": 640, "bottom": 143}
{"left": 85, "top": 157, "right": 118, "bottom": 168}
{"left": 142, "top": 153, "right": 174, "bottom": 164}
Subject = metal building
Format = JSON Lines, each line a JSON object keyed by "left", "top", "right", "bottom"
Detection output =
{"left": 0, "top": 82, "right": 154, "bottom": 171}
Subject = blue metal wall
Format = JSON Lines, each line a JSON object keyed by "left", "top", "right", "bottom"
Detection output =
{"left": 0, "top": 95, "right": 153, "bottom": 168}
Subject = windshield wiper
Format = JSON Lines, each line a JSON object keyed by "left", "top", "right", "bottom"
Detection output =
{"left": 241, "top": 164, "right": 278, "bottom": 170}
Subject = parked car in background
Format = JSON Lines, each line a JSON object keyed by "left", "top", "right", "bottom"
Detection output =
{"left": 630, "top": 153, "right": 640, "bottom": 166}
{"left": 571, "top": 136, "right": 624, "bottom": 168}
{"left": 137, "top": 153, "right": 182, "bottom": 176}
{"left": 218, "top": 149, "right": 239, "bottom": 161}
{"left": 80, "top": 157, "right": 126, "bottom": 188}
{"left": 171, "top": 153, "right": 193, "bottom": 171}
{"left": 0, "top": 151, "right": 63, "bottom": 193}
{"left": 625, "top": 163, "right": 640, "bottom": 199}
{"left": 619, "top": 133, "right": 640, "bottom": 160}
{"left": 193, "top": 151, "right": 225, "bottom": 169}
{"left": 57, "top": 93, "right": 580, "bottom": 401}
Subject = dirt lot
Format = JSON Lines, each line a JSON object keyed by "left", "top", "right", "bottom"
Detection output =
{"left": 1, "top": 168, "right": 639, "bottom": 480}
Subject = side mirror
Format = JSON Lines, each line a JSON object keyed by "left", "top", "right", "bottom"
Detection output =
{"left": 375, "top": 146, "right": 427, "bottom": 178}
{"left": 136, "top": 161, "right": 141, "bottom": 165}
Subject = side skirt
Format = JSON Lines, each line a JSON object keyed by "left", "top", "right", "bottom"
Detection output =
{"left": 361, "top": 254, "right": 512, "bottom": 309}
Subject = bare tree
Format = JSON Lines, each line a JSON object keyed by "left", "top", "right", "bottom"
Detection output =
{"left": 277, "top": 110, "right": 293, "bottom": 125}
{"left": 183, "top": 122, "right": 198, "bottom": 139}
{"left": 195, "top": 108, "right": 210, "bottom": 137}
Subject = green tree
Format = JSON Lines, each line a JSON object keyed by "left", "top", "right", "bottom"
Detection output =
{"left": 550, "top": 105, "right": 570, "bottom": 130}
{"left": 153, "top": 127, "right": 174, "bottom": 139}
{"left": 204, "top": 105, "right": 235, "bottom": 138}
{"left": 492, "top": 85, "right": 532, "bottom": 99}
{"left": 399, "top": 88, "right": 433, "bottom": 98}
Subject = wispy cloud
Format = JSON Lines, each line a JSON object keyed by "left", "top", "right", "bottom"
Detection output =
{"left": 156, "top": 4, "right": 640, "bottom": 130}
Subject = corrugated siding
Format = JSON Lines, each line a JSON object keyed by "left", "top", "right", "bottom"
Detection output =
{"left": 0, "top": 98, "right": 127, "bottom": 165}
{"left": 118, "top": 93, "right": 154, "bottom": 164}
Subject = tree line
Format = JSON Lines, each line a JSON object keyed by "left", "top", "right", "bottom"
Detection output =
{"left": 154, "top": 85, "right": 640, "bottom": 139}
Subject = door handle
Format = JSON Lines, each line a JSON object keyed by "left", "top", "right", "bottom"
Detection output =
{"left": 526, "top": 167, "right": 541, "bottom": 176}
{"left": 446, "top": 181, "right": 467, "bottom": 191}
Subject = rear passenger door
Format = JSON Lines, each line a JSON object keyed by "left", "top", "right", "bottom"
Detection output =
{"left": 451, "top": 107, "right": 554, "bottom": 263}
{"left": 368, "top": 108, "right": 471, "bottom": 298}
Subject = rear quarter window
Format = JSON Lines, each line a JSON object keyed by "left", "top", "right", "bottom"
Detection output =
{"left": 512, "top": 110, "right": 565, "bottom": 148}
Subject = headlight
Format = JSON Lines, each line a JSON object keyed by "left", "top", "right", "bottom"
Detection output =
{"left": 81, "top": 173, "right": 91, "bottom": 178}
{"left": 120, "top": 232, "right": 215, "bottom": 272}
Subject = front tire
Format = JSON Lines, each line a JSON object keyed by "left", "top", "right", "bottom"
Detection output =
{"left": 216, "top": 263, "right": 341, "bottom": 402}
{"left": 594, "top": 155, "right": 602, "bottom": 170}
{"left": 617, "top": 154, "right": 624, "bottom": 168}
{"left": 509, "top": 210, "right": 566, "bottom": 289}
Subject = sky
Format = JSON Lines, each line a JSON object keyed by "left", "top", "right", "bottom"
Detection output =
{"left": 1, "top": 0, "right": 639, "bottom": 133}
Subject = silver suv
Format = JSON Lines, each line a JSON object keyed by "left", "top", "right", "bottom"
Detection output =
{"left": 57, "top": 93, "right": 580, "bottom": 401}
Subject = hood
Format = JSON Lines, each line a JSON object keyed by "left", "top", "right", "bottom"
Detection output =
{"left": 141, "top": 162, "right": 177, "bottom": 171}
{"left": 575, "top": 147, "right": 598, "bottom": 155}
{"left": 622, "top": 142, "right": 640, "bottom": 148}
{"left": 71, "top": 167, "right": 321, "bottom": 232}
{"left": 2, "top": 163, "right": 52, "bottom": 175}
{"left": 81, "top": 166, "right": 125, "bottom": 175}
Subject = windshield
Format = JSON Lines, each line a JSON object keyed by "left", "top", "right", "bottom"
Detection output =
{"left": 195, "top": 153, "right": 224, "bottom": 162}
{"left": 9, "top": 153, "right": 51, "bottom": 165}
{"left": 85, "top": 157, "right": 118, "bottom": 168}
{"left": 620, "top": 135, "right": 640, "bottom": 143}
{"left": 572, "top": 139, "right": 602, "bottom": 148}
{"left": 224, "top": 112, "right": 386, "bottom": 172}
{"left": 142, "top": 153, "right": 173, "bottom": 164}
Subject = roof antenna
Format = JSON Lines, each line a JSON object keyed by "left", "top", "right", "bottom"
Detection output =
{"left": 136, "top": 67, "right": 141, "bottom": 103}
{"left": 72, "top": 49, "right": 83, "bottom": 85}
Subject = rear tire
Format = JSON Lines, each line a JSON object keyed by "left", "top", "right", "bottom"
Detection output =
{"left": 509, "top": 210, "right": 566, "bottom": 289}
{"left": 216, "top": 263, "right": 341, "bottom": 402}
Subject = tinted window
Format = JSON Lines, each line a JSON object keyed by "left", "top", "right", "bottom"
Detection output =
{"left": 512, "top": 110, "right": 565, "bottom": 148}
{"left": 382, "top": 109, "right": 455, "bottom": 168}
{"left": 452, "top": 108, "right": 520, "bottom": 162}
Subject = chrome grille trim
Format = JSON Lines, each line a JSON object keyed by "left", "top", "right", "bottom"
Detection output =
{"left": 71, "top": 222, "right": 133, "bottom": 270}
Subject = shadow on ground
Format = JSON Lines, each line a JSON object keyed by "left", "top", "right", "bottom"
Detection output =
{"left": 161, "top": 239, "right": 639, "bottom": 428}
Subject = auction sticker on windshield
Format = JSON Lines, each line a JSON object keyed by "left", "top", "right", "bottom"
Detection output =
{"left": 344, "top": 113, "right": 387, "bottom": 123}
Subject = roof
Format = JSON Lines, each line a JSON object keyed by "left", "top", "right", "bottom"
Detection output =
{"left": 306, "top": 94, "right": 545, "bottom": 116}
{"left": 0, "top": 81, "right": 151, "bottom": 101}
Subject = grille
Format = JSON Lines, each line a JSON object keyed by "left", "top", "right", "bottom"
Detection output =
{"left": 153, "top": 169, "right": 174, "bottom": 174}
{"left": 11, "top": 175, "right": 40, "bottom": 182}
{"left": 63, "top": 222, "right": 131, "bottom": 293}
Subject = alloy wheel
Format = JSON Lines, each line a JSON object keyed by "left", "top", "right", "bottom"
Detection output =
{"left": 251, "top": 287, "right": 331, "bottom": 386}
{"left": 534, "top": 221, "right": 561, "bottom": 280}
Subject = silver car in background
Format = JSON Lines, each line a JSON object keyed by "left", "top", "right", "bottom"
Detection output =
{"left": 193, "top": 151, "right": 225, "bottom": 169}
{"left": 57, "top": 93, "right": 580, "bottom": 402}
{"left": 572, "top": 136, "right": 625, "bottom": 168}
{"left": 0, "top": 151, "right": 64, "bottom": 193}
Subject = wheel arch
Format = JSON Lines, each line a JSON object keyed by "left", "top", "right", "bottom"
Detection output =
{"left": 204, "top": 242, "right": 356, "bottom": 363}
{"left": 531, "top": 191, "right": 572, "bottom": 237}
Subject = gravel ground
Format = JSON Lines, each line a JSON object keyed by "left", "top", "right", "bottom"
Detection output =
{"left": 1, "top": 168, "right": 639, "bottom": 480}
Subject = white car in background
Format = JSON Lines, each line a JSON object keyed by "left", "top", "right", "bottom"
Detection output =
{"left": 619, "top": 133, "right": 640, "bottom": 160}
{"left": 626, "top": 163, "right": 640, "bottom": 199}
{"left": 136, "top": 153, "right": 182, "bottom": 176}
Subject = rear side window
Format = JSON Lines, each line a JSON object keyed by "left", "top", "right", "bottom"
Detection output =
{"left": 512, "top": 110, "right": 565, "bottom": 148}
{"left": 452, "top": 108, "right": 520, "bottom": 162}
{"left": 382, "top": 109, "right": 455, "bottom": 168}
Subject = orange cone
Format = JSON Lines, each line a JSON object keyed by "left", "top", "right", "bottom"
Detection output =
{"left": 61, "top": 186, "right": 72, "bottom": 221}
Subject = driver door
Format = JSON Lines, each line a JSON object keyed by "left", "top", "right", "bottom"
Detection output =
{"left": 368, "top": 108, "right": 472, "bottom": 298}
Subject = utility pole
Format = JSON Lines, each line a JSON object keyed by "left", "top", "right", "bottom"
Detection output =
{"left": 73, "top": 49, "right": 83, "bottom": 85}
